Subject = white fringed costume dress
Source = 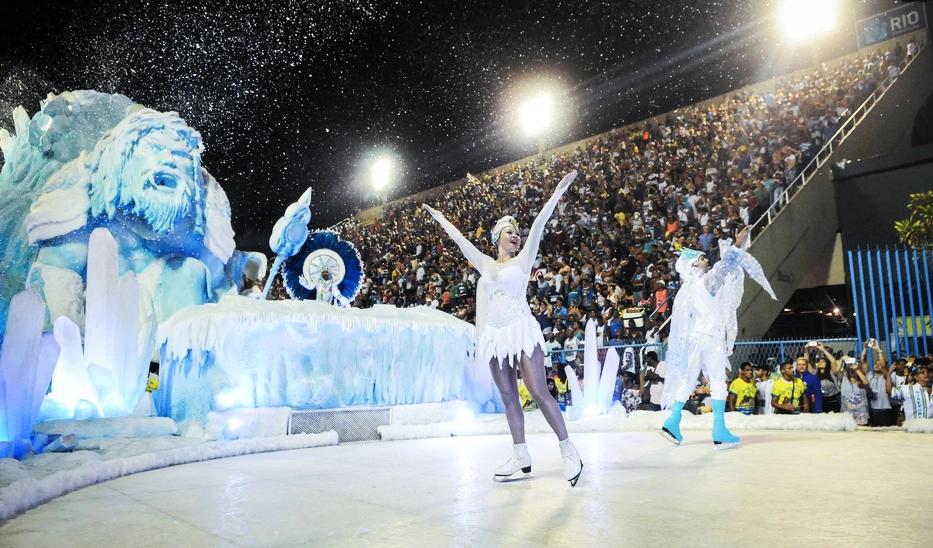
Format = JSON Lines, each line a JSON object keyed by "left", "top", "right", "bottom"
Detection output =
{"left": 427, "top": 185, "right": 568, "bottom": 369}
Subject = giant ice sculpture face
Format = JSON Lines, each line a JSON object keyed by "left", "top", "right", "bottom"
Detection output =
{"left": 88, "top": 108, "right": 205, "bottom": 238}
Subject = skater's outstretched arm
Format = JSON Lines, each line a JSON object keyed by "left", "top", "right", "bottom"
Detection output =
{"left": 517, "top": 170, "right": 577, "bottom": 272}
{"left": 704, "top": 227, "right": 748, "bottom": 294}
{"left": 422, "top": 204, "right": 490, "bottom": 270}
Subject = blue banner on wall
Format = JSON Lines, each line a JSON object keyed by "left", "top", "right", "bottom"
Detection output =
{"left": 856, "top": 4, "right": 928, "bottom": 49}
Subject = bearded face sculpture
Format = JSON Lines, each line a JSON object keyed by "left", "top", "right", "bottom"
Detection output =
{"left": 88, "top": 107, "right": 206, "bottom": 239}
{"left": 0, "top": 91, "right": 264, "bottom": 341}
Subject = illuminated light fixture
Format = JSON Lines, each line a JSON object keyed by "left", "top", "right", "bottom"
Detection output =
{"left": 371, "top": 157, "right": 392, "bottom": 190}
{"left": 519, "top": 94, "right": 554, "bottom": 137}
{"left": 833, "top": 307, "right": 840, "bottom": 314}
{"left": 780, "top": 0, "right": 839, "bottom": 43}
{"left": 455, "top": 409, "right": 475, "bottom": 423}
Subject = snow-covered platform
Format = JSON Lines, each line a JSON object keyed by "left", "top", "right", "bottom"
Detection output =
{"left": 2, "top": 429, "right": 931, "bottom": 546}
{"left": 155, "top": 298, "right": 479, "bottom": 422}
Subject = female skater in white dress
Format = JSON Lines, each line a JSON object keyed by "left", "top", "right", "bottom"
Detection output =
{"left": 422, "top": 170, "right": 583, "bottom": 486}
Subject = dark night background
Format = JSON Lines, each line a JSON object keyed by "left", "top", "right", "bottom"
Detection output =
{"left": 0, "top": 0, "right": 909, "bottom": 254}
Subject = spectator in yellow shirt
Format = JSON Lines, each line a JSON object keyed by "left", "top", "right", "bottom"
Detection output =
{"left": 614, "top": 211, "right": 626, "bottom": 228}
{"left": 727, "top": 362, "right": 758, "bottom": 415}
{"left": 771, "top": 360, "right": 809, "bottom": 414}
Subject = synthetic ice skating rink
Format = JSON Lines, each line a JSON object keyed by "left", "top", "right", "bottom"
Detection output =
{"left": 1, "top": 430, "right": 930, "bottom": 547}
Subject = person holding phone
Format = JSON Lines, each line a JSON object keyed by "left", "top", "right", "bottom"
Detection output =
{"left": 863, "top": 340, "right": 895, "bottom": 426}
{"left": 841, "top": 359, "right": 870, "bottom": 425}
{"left": 814, "top": 342, "right": 842, "bottom": 413}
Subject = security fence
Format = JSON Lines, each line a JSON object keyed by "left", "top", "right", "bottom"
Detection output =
{"left": 730, "top": 338, "right": 860, "bottom": 374}
{"left": 544, "top": 338, "right": 859, "bottom": 377}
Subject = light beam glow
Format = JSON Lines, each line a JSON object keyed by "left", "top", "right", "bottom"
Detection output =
{"left": 780, "top": 0, "right": 839, "bottom": 43}
{"left": 371, "top": 157, "right": 392, "bottom": 190}
{"left": 519, "top": 94, "right": 554, "bottom": 137}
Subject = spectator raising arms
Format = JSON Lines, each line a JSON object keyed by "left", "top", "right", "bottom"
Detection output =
{"left": 814, "top": 343, "right": 842, "bottom": 413}
{"left": 840, "top": 358, "right": 870, "bottom": 426}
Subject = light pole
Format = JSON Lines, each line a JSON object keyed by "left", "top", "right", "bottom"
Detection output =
{"left": 371, "top": 156, "right": 392, "bottom": 205}
{"left": 519, "top": 94, "right": 553, "bottom": 158}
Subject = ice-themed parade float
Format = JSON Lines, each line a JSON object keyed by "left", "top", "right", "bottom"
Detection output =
{"left": 0, "top": 89, "right": 492, "bottom": 434}
{"left": 0, "top": 90, "right": 871, "bottom": 521}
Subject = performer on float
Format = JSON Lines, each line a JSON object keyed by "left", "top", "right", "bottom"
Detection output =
{"left": 659, "top": 226, "right": 776, "bottom": 449}
{"left": 422, "top": 170, "right": 583, "bottom": 486}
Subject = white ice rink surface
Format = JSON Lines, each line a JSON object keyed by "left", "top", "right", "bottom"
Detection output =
{"left": 1, "top": 430, "right": 931, "bottom": 547}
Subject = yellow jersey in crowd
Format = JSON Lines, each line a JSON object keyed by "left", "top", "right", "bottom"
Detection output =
{"left": 771, "top": 377, "right": 807, "bottom": 413}
{"left": 728, "top": 377, "right": 757, "bottom": 415}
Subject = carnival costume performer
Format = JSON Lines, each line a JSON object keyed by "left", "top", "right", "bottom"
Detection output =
{"left": 659, "top": 226, "right": 776, "bottom": 449}
{"left": 422, "top": 170, "right": 583, "bottom": 486}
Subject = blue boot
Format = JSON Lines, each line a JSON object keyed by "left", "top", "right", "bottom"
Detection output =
{"left": 660, "top": 401, "right": 685, "bottom": 445}
{"left": 711, "top": 399, "right": 740, "bottom": 450}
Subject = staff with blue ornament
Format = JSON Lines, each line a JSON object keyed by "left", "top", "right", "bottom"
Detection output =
{"left": 264, "top": 188, "right": 365, "bottom": 307}
{"left": 659, "top": 226, "right": 777, "bottom": 449}
{"left": 263, "top": 188, "right": 313, "bottom": 300}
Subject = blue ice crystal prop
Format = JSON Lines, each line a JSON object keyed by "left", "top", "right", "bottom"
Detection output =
{"left": 281, "top": 231, "right": 364, "bottom": 306}
{"left": 37, "top": 228, "right": 157, "bottom": 423}
{"left": 0, "top": 90, "right": 265, "bottom": 345}
{"left": 0, "top": 288, "right": 60, "bottom": 458}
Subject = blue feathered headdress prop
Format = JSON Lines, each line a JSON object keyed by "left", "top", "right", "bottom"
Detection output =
{"left": 281, "top": 230, "right": 364, "bottom": 302}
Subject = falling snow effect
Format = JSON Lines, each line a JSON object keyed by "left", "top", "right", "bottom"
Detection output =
{"left": 0, "top": 1, "right": 904, "bottom": 250}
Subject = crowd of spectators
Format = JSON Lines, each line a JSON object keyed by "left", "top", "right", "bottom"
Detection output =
{"left": 264, "top": 40, "right": 932, "bottom": 423}
{"left": 259, "top": 40, "right": 921, "bottom": 385}
{"left": 511, "top": 338, "right": 933, "bottom": 425}
{"left": 636, "top": 339, "right": 933, "bottom": 423}
{"left": 322, "top": 41, "right": 917, "bottom": 354}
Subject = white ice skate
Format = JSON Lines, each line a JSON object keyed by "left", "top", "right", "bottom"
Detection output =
{"left": 559, "top": 438, "right": 583, "bottom": 487}
{"left": 493, "top": 443, "right": 534, "bottom": 482}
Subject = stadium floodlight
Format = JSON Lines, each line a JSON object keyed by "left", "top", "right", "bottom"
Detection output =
{"left": 519, "top": 94, "right": 554, "bottom": 138}
{"left": 371, "top": 156, "right": 392, "bottom": 191}
{"left": 780, "top": 0, "right": 839, "bottom": 43}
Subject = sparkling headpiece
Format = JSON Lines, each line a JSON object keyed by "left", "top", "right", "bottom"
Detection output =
{"left": 675, "top": 248, "right": 705, "bottom": 276}
{"left": 492, "top": 216, "right": 520, "bottom": 246}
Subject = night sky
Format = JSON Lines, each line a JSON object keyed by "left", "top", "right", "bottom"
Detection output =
{"left": 0, "top": 0, "right": 905, "bottom": 253}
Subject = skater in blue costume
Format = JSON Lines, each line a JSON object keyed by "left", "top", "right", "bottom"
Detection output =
{"left": 423, "top": 170, "right": 583, "bottom": 486}
{"left": 659, "top": 226, "right": 776, "bottom": 449}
